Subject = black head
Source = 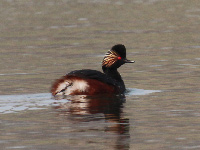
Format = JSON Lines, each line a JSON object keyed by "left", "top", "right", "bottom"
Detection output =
{"left": 111, "top": 44, "right": 126, "bottom": 59}
{"left": 102, "top": 44, "right": 134, "bottom": 69}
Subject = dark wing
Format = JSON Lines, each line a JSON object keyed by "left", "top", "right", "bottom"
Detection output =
{"left": 67, "top": 69, "right": 117, "bottom": 86}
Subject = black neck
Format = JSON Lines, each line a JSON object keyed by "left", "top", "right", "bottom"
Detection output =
{"left": 102, "top": 67, "right": 122, "bottom": 81}
{"left": 102, "top": 66, "right": 125, "bottom": 92}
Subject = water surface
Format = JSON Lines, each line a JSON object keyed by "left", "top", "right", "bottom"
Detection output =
{"left": 0, "top": 0, "right": 200, "bottom": 150}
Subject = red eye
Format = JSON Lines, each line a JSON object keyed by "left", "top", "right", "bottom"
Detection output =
{"left": 118, "top": 57, "right": 121, "bottom": 60}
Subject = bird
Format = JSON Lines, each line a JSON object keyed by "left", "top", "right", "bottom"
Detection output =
{"left": 51, "top": 44, "right": 134, "bottom": 96}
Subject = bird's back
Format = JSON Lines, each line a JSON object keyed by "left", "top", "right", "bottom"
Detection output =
{"left": 51, "top": 69, "right": 121, "bottom": 96}
{"left": 67, "top": 69, "right": 118, "bottom": 86}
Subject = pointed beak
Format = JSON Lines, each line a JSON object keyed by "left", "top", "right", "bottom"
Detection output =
{"left": 124, "top": 59, "right": 135, "bottom": 63}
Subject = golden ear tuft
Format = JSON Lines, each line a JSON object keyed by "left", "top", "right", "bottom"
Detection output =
{"left": 102, "top": 50, "right": 119, "bottom": 67}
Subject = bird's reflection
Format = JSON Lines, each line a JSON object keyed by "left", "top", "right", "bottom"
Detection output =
{"left": 52, "top": 94, "right": 130, "bottom": 149}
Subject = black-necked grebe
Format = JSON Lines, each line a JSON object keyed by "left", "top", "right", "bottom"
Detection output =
{"left": 51, "top": 44, "right": 134, "bottom": 96}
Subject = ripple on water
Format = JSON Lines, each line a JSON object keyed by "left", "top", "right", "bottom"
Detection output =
{"left": 0, "top": 88, "right": 161, "bottom": 114}
{"left": 0, "top": 93, "right": 53, "bottom": 114}
{"left": 126, "top": 88, "right": 161, "bottom": 96}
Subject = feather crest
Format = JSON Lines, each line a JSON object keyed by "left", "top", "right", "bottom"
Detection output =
{"left": 102, "top": 50, "right": 119, "bottom": 67}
